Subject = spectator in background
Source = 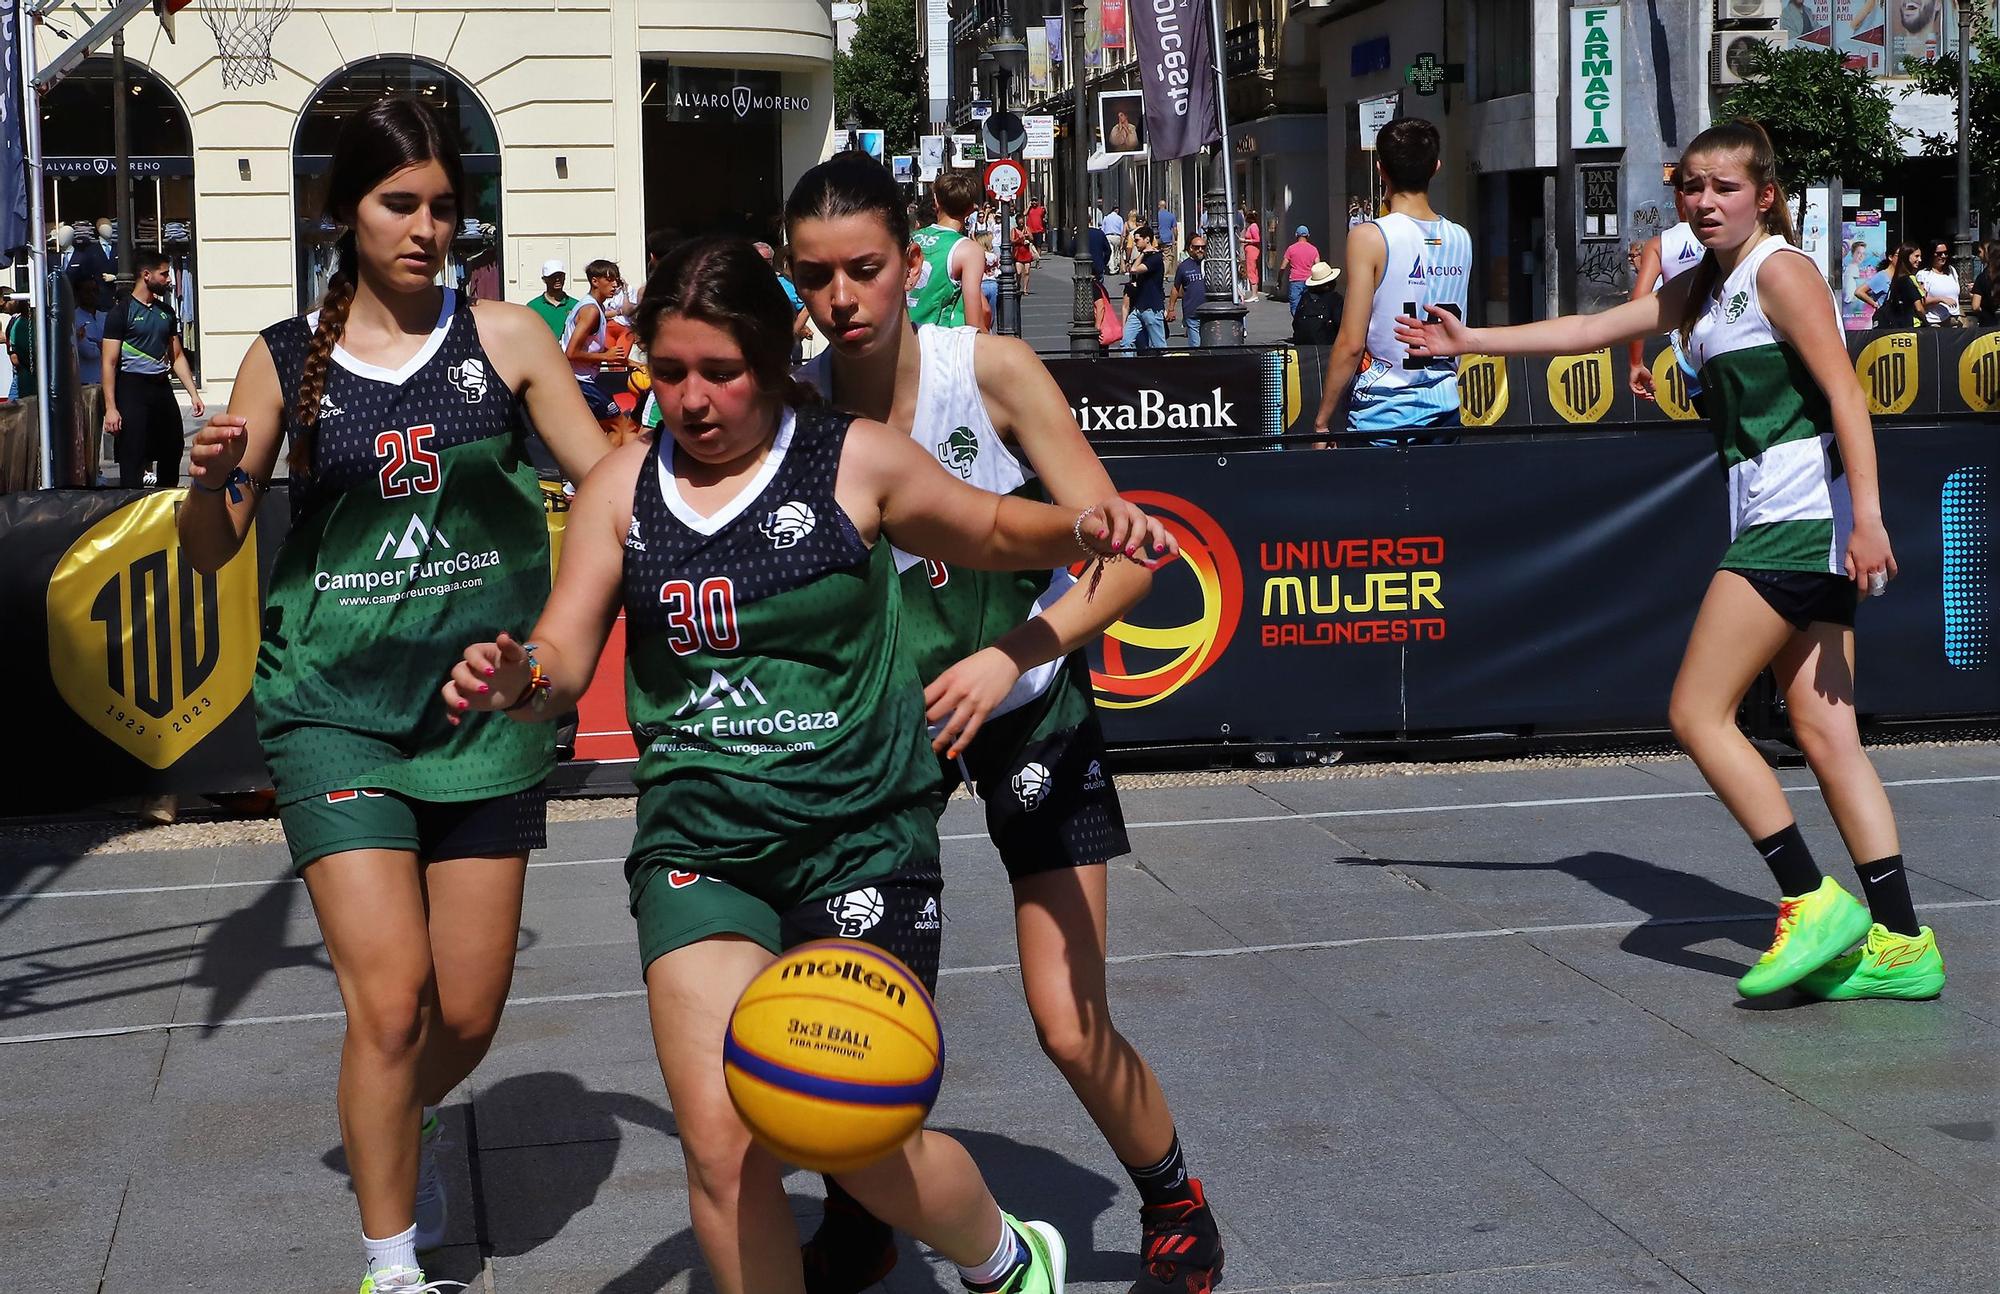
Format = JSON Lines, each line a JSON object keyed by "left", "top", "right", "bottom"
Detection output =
{"left": 5, "top": 297, "right": 33, "bottom": 400}
{"left": 1024, "top": 197, "right": 1047, "bottom": 250}
{"left": 1853, "top": 255, "right": 1894, "bottom": 323}
{"left": 527, "top": 259, "right": 577, "bottom": 338}
{"left": 1241, "top": 209, "right": 1261, "bottom": 301}
{"left": 1011, "top": 222, "right": 1036, "bottom": 293}
{"left": 1874, "top": 243, "right": 1925, "bottom": 330}
{"left": 1170, "top": 232, "right": 1209, "bottom": 346}
{"left": 1117, "top": 226, "right": 1166, "bottom": 350}
{"left": 1284, "top": 225, "right": 1322, "bottom": 315}
{"left": 975, "top": 230, "right": 1001, "bottom": 330}
{"left": 1100, "top": 204, "right": 1126, "bottom": 273}
{"left": 1972, "top": 239, "right": 1999, "bottom": 327}
{"left": 1917, "top": 240, "right": 1962, "bottom": 326}
{"left": 1291, "top": 261, "right": 1342, "bottom": 345}
{"left": 1155, "top": 198, "right": 1177, "bottom": 258}
{"left": 102, "top": 252, "right": 202, "bottom": 488}
{"left": 1087, "top": 220, "right": 1111, "bottom": 281}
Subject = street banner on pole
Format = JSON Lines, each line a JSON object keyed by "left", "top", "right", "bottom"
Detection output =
{"left": 1027, "top": 25, "right": 1049, "bottom": 92}
{"left": 0, "top": 0, "right": 28, "bottom": 259}
{"left": 1102, "top": 0, "right": 1126, "bottom": 48}
{"left": 925, "top": 0, "right": 950, "bottom": 125}
{"left": 1129, "top": 0, "right": 1222, "bottom": 161}
{"left": 1024, "top": 115, "right": 1056, "bottom": 161}
{"left": 1047, "top": 16, "right": 1063, "bottom": 64}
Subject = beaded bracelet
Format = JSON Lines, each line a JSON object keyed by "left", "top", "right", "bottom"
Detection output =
{"left": 505, "top": 642, "right": 555, "bottom": 712}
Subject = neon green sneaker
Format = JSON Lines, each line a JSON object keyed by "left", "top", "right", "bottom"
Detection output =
{"left": 976, "top": 1214, "right": 1067, "bottom": 1293}
{"left": 1796, "top": 924, "right": 1945, "bottom": 1001}
{"left": 415, "top": 1112, "right": 447, "bottom": 1251}
{"left": 1736, "top": 877, "right": 1872, "bottom": 997}
{"left": 358, "top": 1266, "right": 462, "bottom": 1293}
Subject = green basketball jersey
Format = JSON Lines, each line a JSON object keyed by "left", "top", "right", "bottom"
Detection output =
{"left": 620, "top": 405, "right": 942, "bottom": 906}
{"left": 908, "top": 224, "right": 968, "bottom": 327}
{"left": 256, "top": 293, "right": 554, "bottom": 805}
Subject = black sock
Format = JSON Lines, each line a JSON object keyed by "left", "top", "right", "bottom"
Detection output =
{"left": 1123, "top": 1134, "right": 1194, "bottom": 1208}
{"left": 1855, "top": 854, "right": 1921, "bottom": 936}
{"left": 1753, "top": 824, "right": 1823, "bottom": 898}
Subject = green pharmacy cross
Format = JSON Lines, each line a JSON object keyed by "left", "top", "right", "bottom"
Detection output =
{"left": 1404, "top": 53, "right": 1463, "bottom": 97}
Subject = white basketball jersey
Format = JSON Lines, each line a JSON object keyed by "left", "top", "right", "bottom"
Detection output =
{"left": 1658, "top": 222, "right": 1704, "bottom": 284}
{"left": 1349, "top": 211, "right": 1473, "bottom": 431}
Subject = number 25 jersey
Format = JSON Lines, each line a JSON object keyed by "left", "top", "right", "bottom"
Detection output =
{"left": 255, "top": 290, "right": 553, "bottom": 806}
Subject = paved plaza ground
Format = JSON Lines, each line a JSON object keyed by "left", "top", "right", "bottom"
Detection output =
{"left": 2, "top": 744, "right": 1994, "bottom": 1292}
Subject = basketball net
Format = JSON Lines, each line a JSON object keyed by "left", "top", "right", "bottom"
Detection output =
{"left": 197, "top": 0, "right": 294, "bottom": 88}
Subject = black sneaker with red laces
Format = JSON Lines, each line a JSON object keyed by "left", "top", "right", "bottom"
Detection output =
{"left": 800, "top": 1192, "right": 898, "bottom": 1294}
{"left": 1132, "top": 1177, "right": 1225, "bottom": 1293}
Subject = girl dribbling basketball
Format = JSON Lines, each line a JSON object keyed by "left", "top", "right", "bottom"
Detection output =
{"left": 444, "top": 237, "right": 1174, "bottom": 1294}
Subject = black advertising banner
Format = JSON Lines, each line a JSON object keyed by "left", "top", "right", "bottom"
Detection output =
{"left": 1087, "top": 435, "right": 1723, "bottom": 742}
{"left": 1041, "top": 351, "right": 1274, "bottom": 439}
{"left": 1127, "top": 0, "right": 1221, "bottom": 161}
{"left": 1848, "top": 327, "right": 1940, "bottom": 418}
{"left": 1, "top": 487, "right": 282, "bottom": 812}
{"left": 1937, "top": 327, "right": 2000, "bottom": 416}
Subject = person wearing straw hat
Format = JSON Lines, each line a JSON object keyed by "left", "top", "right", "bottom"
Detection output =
{"left": 1291, "top": 261, "right": 1343, "bottom": 346}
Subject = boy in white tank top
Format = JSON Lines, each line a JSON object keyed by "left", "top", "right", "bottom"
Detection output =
{"left": 1309, "top": 116, "right": 1472, "bottom": 444}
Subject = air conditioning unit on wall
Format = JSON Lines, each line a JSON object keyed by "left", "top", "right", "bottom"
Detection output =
{"left": 1713, "top": 31, "right": 1788, "bottom": 84}
{"left": 1716, "top": 0, "right": 1782, "bottom": 20}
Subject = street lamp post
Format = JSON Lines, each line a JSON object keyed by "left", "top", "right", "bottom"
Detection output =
{"left": 1954, "top": 6, "right": 1974, "bottom": 309}
{"left": 1067, "top": 0, "right": 1098, "bottom": 355}
{"left": 987, "top": 8, "right": 1028, "bottom": 339}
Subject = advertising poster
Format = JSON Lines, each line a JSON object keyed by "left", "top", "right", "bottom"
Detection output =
{"left": 1814, "top": 0, "right": 1998, "bottom": 76}
{"left": 1099, "top": 88, "right": 1147, "bottom": 156}
{"left": 1840, "top": 210, "right": 1888, "bottom": 329}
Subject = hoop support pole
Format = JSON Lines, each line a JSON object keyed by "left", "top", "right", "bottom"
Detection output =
{"left": 33, "top": 0, "right": 152, "bottom": 93}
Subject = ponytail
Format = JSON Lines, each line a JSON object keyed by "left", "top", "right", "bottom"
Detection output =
{"left": 290, "top": 231, "right": 357, "bottom": 478}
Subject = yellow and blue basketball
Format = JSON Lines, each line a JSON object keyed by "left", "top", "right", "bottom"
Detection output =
{"left": 722, "top": 939, "right": 943, "bottom": 1173}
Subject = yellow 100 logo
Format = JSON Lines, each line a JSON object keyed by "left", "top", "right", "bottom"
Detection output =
{"left": 46, "top": 493, "right": 260, "bottom": 768}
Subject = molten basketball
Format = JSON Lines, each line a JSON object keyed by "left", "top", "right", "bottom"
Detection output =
{"left": 722, "top": 940, "right": 943, "bottom": 1173}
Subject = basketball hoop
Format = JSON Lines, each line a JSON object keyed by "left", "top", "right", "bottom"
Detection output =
{"left": 198, "top": 0, "right": 295, "bottom": 89}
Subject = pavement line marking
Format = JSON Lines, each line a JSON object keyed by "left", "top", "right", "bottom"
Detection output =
{"left": 5, "top": 898, "right": 1993, "bottom": 1047}
{"left": 9, "top": 773, "right": 1994, "bottom": 900}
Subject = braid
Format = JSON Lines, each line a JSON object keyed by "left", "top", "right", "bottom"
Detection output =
{"left": 290, "top": 232, "right": 358, "bottom": 477}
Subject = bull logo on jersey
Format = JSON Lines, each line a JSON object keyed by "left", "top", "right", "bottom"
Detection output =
{"left": 1722, "top": 290, "right": 1750, "bottom": 325}
{"left": 760, "top": 500, "right": 816, "bottom": 549}
{"left": 826, "top": 887, "right": 885, "bottom": 936}
{"left": 448, "top": 357, "right": 488, "bottom": 404}
{"left": 937, "top": 427, "right": 979, "bottom": 478}
{"left": 1012, "top": 761, "right": 1052, "bottom": 811}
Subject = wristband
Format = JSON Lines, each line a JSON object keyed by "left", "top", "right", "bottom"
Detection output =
{"left": 505, "top": 642, "right": 555, "bottom": 711}
{"left": 1073, "top": 505, "right": 1099, "bottom": 556}
{"left": 195, "top": 466, "right": 263, "bottom": 504}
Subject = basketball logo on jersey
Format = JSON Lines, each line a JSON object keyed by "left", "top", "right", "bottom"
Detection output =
{"left": 937, "top": 427, "right": 979, "bottom": 478}
{"left": 1012, "top": 761, "right": 1052, "bottom": 811}
{"left": 1722, "top": 291, "right": 1750, "bottom": 325}
{"left": 448, "top": 357, "right": 488, "bottom": 403}
{"left": 827, "top": 887, "right": 886, "bottom": 937}
{"left": 760, "top": 501, "right": 817, "bottom": 549}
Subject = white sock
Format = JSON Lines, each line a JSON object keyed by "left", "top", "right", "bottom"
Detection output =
{"left": 956, "top": 1217, "right": 1025, "bottom": 1287}
{"left": 363, "top": 1223, "right": 419, "bottom": 1275}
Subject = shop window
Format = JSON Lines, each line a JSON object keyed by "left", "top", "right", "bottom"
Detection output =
{"left": 641, "top": 63, "right": 803, "bottom": 245}
{"left": 41, "top": 57, "right": 201, "bottom": 377}
{"left": 1475, "top": 0, "right": 1532, "bottom": 101}
{"left": 292, "top": 58, "right": 503, "bottom": 312}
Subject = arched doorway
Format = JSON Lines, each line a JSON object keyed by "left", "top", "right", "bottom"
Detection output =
{"left": 40, "top": 56, "right": 200, "bottom": 374}
{"left": 292, "top": 57, "right": 503, "bottom": 311}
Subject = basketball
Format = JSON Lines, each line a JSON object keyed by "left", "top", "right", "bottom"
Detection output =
{"left": 722, "top": 940, "right": 944, "bottom": 1173}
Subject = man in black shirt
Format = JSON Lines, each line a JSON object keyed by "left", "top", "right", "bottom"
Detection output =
{"left": 1117, "top": 226, "right": 1166, "bottom": 350}
{"left": 1169, "top": 233, "right": 1209, "bottom": 345}
{"left": 103, "top": 252, "right": 202, "bottom": 488}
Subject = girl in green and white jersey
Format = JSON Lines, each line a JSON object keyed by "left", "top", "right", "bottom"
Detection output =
{"left": 179, "top": 96, "right": 608, "bottom": 1294}
{"left": 1398, "top": 119, "right": 1944, "bottom": 1005}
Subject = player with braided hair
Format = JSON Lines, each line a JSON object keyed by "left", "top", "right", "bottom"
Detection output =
{"left": 177, "top": 93, "right": 608, "bottom": 1294}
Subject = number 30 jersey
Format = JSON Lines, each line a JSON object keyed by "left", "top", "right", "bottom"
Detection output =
{"left": 256, "top": 290, "right": 553, "bottom": 805}
{"left": 620, "top": 404, "right": 941, "bottom": 897}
